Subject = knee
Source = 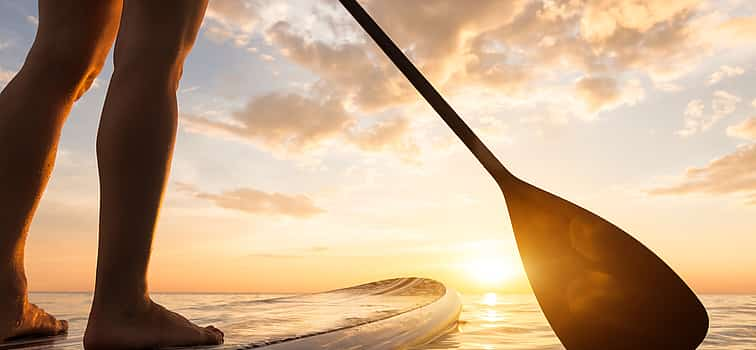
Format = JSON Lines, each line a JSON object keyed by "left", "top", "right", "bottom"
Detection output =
{"left": 111, "top": 42, "right": 188, "bottom": 91}
{"left": 25, "top": 41, "right": 109, "bottom": 99}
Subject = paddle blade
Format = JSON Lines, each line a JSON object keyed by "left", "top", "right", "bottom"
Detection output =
{"left": 501, "top": 177, "right": 708, "bottom": 349}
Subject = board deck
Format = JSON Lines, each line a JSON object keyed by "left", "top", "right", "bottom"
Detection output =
{"left": 1, "top": 278, "right": 461, "bottom": 349}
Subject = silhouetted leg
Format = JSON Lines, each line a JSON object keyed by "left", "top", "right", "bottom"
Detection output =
{"left": 83, "top": 1, "right": 222, "bottom": 349}
{"left": 0, "top": 0, "right": 121, "bottom": 341}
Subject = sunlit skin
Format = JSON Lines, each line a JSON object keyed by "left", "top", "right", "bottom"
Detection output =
{"left": 0, "top": 0, "right": 223, "bottom": 348}
{"left": 0, "top": 1, "right": 752, "bottom": 349}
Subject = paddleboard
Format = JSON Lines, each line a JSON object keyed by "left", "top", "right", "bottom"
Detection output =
{"left": 1, "top": 277, "right": 461, "bottom": 349}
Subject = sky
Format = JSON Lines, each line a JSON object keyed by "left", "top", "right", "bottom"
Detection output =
{"left": 1, "top": 0, "right": 755, "bottom": 294}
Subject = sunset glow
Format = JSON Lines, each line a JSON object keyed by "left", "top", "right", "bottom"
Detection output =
{"left": 482, "top": 292, "right": 497, "bottom": 306}
{"left": 0, "top": 1, "right": 754, "bottom": 295}
{"left": 464, "top": 257, "right": 518, "bottom": 287}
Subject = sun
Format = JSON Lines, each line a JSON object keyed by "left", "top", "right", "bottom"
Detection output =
{"left": 463, "top": 256, "right": 517, "bottom": 287}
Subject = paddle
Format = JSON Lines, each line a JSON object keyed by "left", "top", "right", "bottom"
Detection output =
{"left": 337, "top": 1, "right": 709, "bottom": 349}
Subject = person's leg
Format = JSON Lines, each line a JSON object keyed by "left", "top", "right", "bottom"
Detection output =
{"left": 0, "top": 0, "right": 121, "bottom": 341}
{"left": 83, "top": 1, "right": 221, "bottom": 349}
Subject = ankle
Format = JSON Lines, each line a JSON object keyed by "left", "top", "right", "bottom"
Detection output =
{"left": 0, "top": 270, "right": 27, "bottom": 327}
{"left": 0, "top": 264, "right": 27, "bottom": 297}
{"left": 90, "top": 290, "right": 151, "bottom": 318}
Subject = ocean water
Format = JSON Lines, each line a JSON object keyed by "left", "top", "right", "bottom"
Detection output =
{"left": 416, "top": 294, "right": 756, "bottom": 350}
{"left": 25, "top": 292, "right": 756, "bottom": 349}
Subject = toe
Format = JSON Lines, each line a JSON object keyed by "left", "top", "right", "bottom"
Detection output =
{"left": 208, "top": 325, "right": 224, "bottom": 337}
{"left": 11, "top": 303, "right": 66, "bottom": 339}
{"left": 204, "top": 326, "right": 224, "bottom": 345}
{"left": 56, "top": 320, "right": 69, "bottom": 335}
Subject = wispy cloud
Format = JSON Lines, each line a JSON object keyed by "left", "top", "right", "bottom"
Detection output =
{"left": 678, "top": 91, "right": 741, "bottom": 137}
{"left": 25, "top": 15, "right": 38, "bottom": 26}
{"left": 574, "top": 76, "right": 645, "bottom": 115}
{"left": 177, "top": 182, "right": 325, "bottom": 218}
{"left": 715, "top": 16, "right": 756, "bottom": 44}
{"left": 259, "top": 54, "right": 275, "bottom": 62}
{"left": 265, "top": 20, "right": 418, "bottom": 112}
{"left": 182, "top": 92, "right": 353, "bottom": 153}
{"left": 181, "top": 92, "right": 418, "bottom": 159}
{"left": 179, "top": 85, "right": 200, "bottom": 94}
{"left": 202, "top": 0, "right": 261, "bottom": 48}
{"left": 727, "top": 117, "right": 756, "bottom": 140}
{"left": 648, "top": 144, "right": 756, "bottom": 205}
{"left": 708, "top": 65, "right": 745, "bottom": 85}
{"left": 246, "top": 246, "right": 330, "bottom": 259}
{"left": 0, "top": 66, "right": 18, "bottom": 89}
{"left": 655, "top": 81, "right": 684, "bottom": 93}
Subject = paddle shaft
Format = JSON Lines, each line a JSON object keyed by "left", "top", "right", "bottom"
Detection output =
{"left": 338, "top": 0, "right": 513, "bottom": 182}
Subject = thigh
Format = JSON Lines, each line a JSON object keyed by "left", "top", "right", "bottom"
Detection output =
{"left": 114, "top": 0, "right": 208, "bottom": 67}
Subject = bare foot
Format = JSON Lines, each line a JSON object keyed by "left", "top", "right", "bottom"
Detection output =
{"left": 84, "top": 299, "right": 223, "bottom": 350}
{"left": 0, "top": 291, "right": 68, "bottom": 341}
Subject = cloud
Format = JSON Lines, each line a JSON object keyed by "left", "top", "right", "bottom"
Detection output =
{"left": 183, "top": 92, "right": 353, "bottom": 152}
{"left": 246, "top": 246, "right": 330, "bottom": 259}
{"left": 752, "top": 98, "right": 756, "bottom": 108}
{"left": 654, "top": 81, "right": 684, "bottom": 92}
{"left": 358, "top": 0, "right": 702, "bottom": 84}
{"left": 490, "top": 0, "right": 708, "bottom": 80}
{"left": 203, "top": 0, "right": 264, "bottom": 47}
{"left": 716, "top": 16, "right": 756, "bottom": 43}
{"left": 578, "top": 0, "right": 700, "bottom": 43}
{"left": 206, "top": 0, "right": 260, "bottom": 29}
{"left": 1, "top": 67, "right": 16, "bottom": 81}
{"left": 181, "top": 92, "right": 417, "bottom": 158}
{"left": 727, "top": 117, "right": 756, "bottom": 140}
{"left": 179, "top": 85, "right": 200, "bottom": 94}
{"left": 712, "top": 91, "right": 740, "bottom": 116}
{"left": 648, "top": 144, "right": 756, "bottom": 205}
{"left": 677, "top": 91, "right": 741, "bottom": 136}
{"left": 25, "top": 16, "right": 38, "bottom": 26}
{"left": 451, "top": 37, "right": 532, "bottom": 93}
{"left": 574, "top": 76, "right": 645, "bottom": 114}
{"left": 0, "top": 66, "right": 17, "bottom": 89}
{"left": 263, "top": 0, "right": 703, "bottom": 110}
{"left": 265, "top": 21, "right": 417, "bottom": 112}
{"left": 346, "top": 116, "right": 420, "bottom": 159}
{"left": 575, "top": 77, "right": 620, "bottom": 112}
{"left": 708, "top": 65, "right": 745, "bottom": 85}
{"left": 204, "top": 25, "right": 251, "bottom": 47}
{"left": 177, "top": 182, "right": 324, "bottom": 218}
{"left": 198, "top": 0, "right": 719, "bottom": 133}
{"left": 360, "top": 0, "right": 527, "bottom": 80}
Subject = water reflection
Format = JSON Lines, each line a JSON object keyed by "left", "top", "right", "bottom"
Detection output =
{"left": 482, "top": 293, "right": 497, "bottom": 306}
{"left": 24, "top": 293, "right": 756, "bottom": 350}
{"left": 416, "top": 294, "right": 756, "bottom": 350}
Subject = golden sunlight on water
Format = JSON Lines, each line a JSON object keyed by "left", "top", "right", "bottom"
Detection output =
{"left": 416, "top": 294, "right": 756, "bottom": 350}
{"left": 481, "top": 293, "right": 507, "bottom": 324}
{"left": 24, "top": 293, "right": 756, "bottom": 349}
{"left": 482, "top": 292, "right": 497, "bottom": 306}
